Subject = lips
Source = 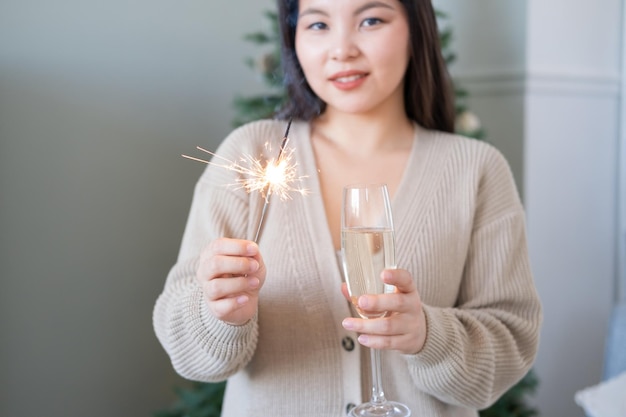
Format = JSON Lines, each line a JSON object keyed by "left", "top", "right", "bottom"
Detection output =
{"left": 329, "top": 70, "right": 368, "bottom": 90}
{"left": 332, "top": 74, "right": 365, "bottom": 83}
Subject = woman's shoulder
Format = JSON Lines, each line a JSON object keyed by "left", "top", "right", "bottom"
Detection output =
{"left": 221, "top": 119, "right": 302, "bottom": 148}
{"left": 415, "top": 125, "right": 521, "bottom": 206}
{"left": 417, "top": 125, "right": 511, "bottom": 173}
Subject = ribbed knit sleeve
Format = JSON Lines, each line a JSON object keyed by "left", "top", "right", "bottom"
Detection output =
{"left": 402, "top": 133, "right": 542, "bottom": 409}
{"left": 153, "top": 121, "right": 280, "bottom": 382}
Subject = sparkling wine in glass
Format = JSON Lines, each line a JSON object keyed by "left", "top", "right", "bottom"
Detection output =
{"left": 341, "top": 183, "right": 411, "bottom": 417}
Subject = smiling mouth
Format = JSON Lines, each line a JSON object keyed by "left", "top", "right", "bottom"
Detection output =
{"left": 332, "top": 74, "right": 366, "bottom": 83}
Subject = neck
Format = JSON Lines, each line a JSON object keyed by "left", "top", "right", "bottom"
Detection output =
{"left": 313, "top": 110, "right": 414, "bottom": 154}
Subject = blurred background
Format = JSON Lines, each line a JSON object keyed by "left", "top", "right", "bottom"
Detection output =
{"left": 0, "top": 0, "right": 624, "bottom": 416}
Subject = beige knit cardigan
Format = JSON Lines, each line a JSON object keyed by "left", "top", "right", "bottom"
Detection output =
{"left": 153, "top": 119, "right": 542, "bottom": 417}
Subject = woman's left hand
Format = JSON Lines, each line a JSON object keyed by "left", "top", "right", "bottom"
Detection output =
{"left": 341, "top": 268, "right": 427, "bottom": 355}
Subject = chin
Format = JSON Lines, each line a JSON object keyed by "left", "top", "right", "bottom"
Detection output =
{"left": 324, "top": 100, "right": 379, "bottom": 115}
{"left": 320, "top": 92, "right": 398, "bottom": 116}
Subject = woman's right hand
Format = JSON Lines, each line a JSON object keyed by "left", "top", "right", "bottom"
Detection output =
{"left": 196, "top": 238, "right": 266, "bottom": 326}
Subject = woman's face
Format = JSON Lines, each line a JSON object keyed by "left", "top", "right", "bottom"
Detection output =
{"left": 294, "top": 0, "right": 410, "bottom": 116}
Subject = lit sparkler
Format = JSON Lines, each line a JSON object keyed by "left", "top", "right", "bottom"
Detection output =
{"left": 182, "top": 119, "right": 308, "bottom": 242}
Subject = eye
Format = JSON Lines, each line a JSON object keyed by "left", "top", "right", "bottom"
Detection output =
{"left": 308, "top": 21, "right": 328, "bottom": 30}
{"left": 361, "top": 17, "right": 383, "bottom": 27}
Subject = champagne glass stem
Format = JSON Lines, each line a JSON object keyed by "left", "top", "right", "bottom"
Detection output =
{"left": 370, "top": 348, "right": 386, "bottom": 405}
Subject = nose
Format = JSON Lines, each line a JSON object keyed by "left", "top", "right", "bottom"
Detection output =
{"left": 329, "top": 29, "right": 358, "bottom": 61}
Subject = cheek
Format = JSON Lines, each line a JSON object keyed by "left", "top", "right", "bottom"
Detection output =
{"left": 377, "top": 37, "right": 410, "bottom": 78}
{"left": 295, "top": 37, "right": 321, "bottom": 81}
{"left": 294, "top": 36, "right": 310, "bottom": 74}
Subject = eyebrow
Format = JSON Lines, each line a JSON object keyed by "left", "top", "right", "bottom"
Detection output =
{"left": 354, "top": 1, "right": 395, "bottom": 15}
{"left": 299, "top": 1, "right": 396, "bottom": 19}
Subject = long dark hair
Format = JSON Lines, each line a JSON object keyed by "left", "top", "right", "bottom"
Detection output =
{"left": 276, "top": 0, "right": 455, "bottom": 133}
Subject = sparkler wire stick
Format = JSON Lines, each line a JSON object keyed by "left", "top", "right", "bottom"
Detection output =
{"left": 182, "top": 118, "right": 298, "bottom": 243}
{"left": 253, "top": 118, "right": 292, "bottom": 242}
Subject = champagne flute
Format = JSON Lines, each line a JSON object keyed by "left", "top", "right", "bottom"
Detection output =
{"left": 341, "top": 183, "right": 411, "bottom": 417}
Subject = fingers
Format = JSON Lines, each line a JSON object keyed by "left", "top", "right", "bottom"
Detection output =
{"left": 342, "top": 315, "right": 420, "bottom": 353}
{"left": 199, "top": 238, "right": 260, "bottom": 279}
{"left": 341, "top": 268, "right": 426, "bottom": 354}
{"left": 381, "top": 268, "right": 415, "bottom": 294}
{"left": 201, "top": 274, "right": 260, "bottom": 302}
{"left": 209, "top": 296, "right": 251, "bottom": 320}
{"left": 349, "top": 269, "right": 417, "bottom": 315}
{"left": 202, "top": 275, "right": 261, "bottom": 322}
{"left": 196, "top": 238, "right": 266, "bottom": 326}
{"left": 354, "top": 291, "right": 412, "bottom": 316}
{"left": 342, "top": 310, "right": 426, "bottom": 354}
{"left": 353, "top": 331, "right": 421, "bottom": 352}
{"left": 207, "top": 237, "right": 259, "bottom": 257}
{"left": 202, "top": 254, "right": 260, "bottom": 278}
{"left": 342, "top": 310, "right": 411, "bottom": 339}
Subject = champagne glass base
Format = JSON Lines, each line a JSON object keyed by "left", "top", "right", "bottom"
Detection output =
{"left": 348, "top": 401, "right": 411, "bottom": 417}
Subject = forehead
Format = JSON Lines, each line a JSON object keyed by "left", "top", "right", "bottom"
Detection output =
{"left": 297, "top": 0, "right": 403, "bottom": 12}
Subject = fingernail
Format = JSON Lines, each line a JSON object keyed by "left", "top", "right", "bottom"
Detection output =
{"left": 342, "top": 319, "right": 354, "bottom": 330}
{"left": 358, "top": 296, "right": 369, "bottom": 309}
{"left": 249, "top": 277, "right": 260, "bottom": 289}
{"left": 236, "top": 295, "right": 249, "bottom": 305}
{"left": 358, "top": 335, "right": 369, "bottom": 345}
{"left": 249, "top": 260, "right": 259, "bottom": 272}
{"left": 382, "top": 270, "right": 392, "bottom": 281}
{"left": 247, "top": 244, "right": 257, "bottom": 255}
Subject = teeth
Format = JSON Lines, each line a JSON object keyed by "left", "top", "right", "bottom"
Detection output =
{"left": 335, "top": 74, "right": 363, "bottom": 83}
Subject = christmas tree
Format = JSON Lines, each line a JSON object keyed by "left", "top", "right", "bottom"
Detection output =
{"left": 155, "top": 8, "right": 538, "bottom": 417}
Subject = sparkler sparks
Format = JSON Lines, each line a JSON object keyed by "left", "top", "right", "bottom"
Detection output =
{"left": 183, "top": 143, "right": 308, "bottom": 201}
{"left": 182, "top": 120, "right": 308, "bottom": 241}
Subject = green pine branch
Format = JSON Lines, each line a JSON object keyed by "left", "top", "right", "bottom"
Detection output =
{"left": 480, "top": 370, "right": 540, "bottom": 417}
{"left": 154, "top": 381, "right": 226, "bottom": 417}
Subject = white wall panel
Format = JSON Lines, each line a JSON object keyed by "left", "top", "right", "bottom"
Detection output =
{"left": 525, "top": 93, "right": 618, "bottom": 417}
{"left": 527, "top": 0, "right": 622, "bottom": 79}
{"left": 619, "top": 1, "right": 626, "bottom": 304}
{"left": 435, "top": 1, "right": 622, "bottom": 416}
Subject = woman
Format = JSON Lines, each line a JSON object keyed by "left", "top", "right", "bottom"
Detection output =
{"left": 153, "top": 0, "right": 542, "bottom": 416}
